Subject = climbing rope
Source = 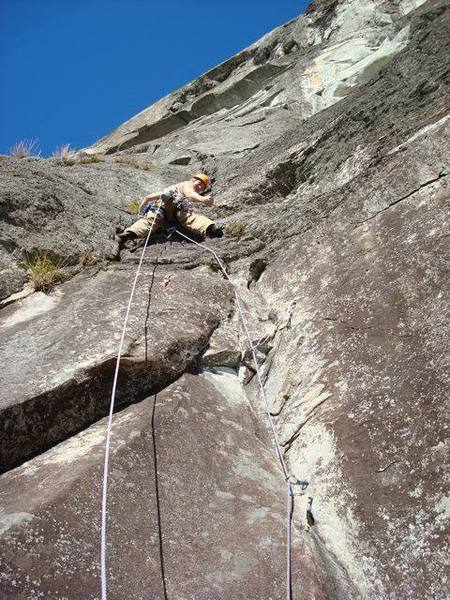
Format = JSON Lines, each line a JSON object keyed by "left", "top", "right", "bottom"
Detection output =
{"left": 100, "top": 202, "right": 162, "bottom": 600}
{"left": 174, "top": 228, "right": 296, "bottom": 600}
{"left": 100, "top": 214, "right": 297, "bottom": 600}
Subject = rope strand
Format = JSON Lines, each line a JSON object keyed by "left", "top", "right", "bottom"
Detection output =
{"left": 100, "top": 219, "right": 296, "bottom": 600}
{"left": 174, "top": 228, "right": 295, "bottom": 600}
{"left": 100, "top": 204, "right": 162, "bottom": 600}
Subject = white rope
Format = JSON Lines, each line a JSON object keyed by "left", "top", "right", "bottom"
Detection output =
{"left": 100, "top": 215, "right": 296, "bottom": 599}
{"left": 100, "top": 203, "right": 162, "bottom": 600}
{"left": 174, "top": 228, "right": 295, "bottom": 600}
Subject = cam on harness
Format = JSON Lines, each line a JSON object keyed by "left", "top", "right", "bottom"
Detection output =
{"left": 141, "top": 187, "right": 194, "bottom": 230}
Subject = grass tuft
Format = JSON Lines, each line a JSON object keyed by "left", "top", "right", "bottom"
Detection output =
{"left": 79, "top": 249, "right": 98, "bottom": 267}
{"left": 126, "top": 199, "right": 141, "bottom": 214}
{"left": 226, "top": 221, "right": 246, "bottom": 238}
{"left": 79, "top": 154, "right": 103, "bottom": 164}
{"left": 9, "top": 139, "right": 41, "bottom": 158}
{"left": 114, "top": 156, "right": 153, "bottom": 171}
{"left": 52, "top": 143, "right": 73, "bottom": 159}
{"left": 25, "top": 253, "right": 64, "bottom": 292}
{"left": 61, "top": 156, "right": 77, "bottom": 166}
{"left": 57, "top": 153, "right": 104, "bottom": 166}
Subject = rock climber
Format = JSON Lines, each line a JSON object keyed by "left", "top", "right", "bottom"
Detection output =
{"left": 117, "top": 173, "right": 223, "bottom": 245}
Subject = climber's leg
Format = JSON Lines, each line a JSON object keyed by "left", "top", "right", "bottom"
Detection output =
{"left": 177, "top": 211, "right": 216, "bottom": 238}
{"left": 205, "top": 223, "right": 224, "bottom": 238}
{"left": 123, "top": 213, "right": 163, "bottom": 238}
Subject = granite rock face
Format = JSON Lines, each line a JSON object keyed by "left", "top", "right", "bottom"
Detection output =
{"left": 1, "top": 0, "right": 449, "bottom": 598}
{"left": 0, "top": 265, "right": 233, "bottom": 471}
{"left": 0, "top": 371, "right": 303, "bottom": 599}
{"left": 0, "top": 156, "right": 191, "bottom": 299}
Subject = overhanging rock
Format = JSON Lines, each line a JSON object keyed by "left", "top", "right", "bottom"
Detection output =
{"left": 0, "top": 265, "right": 233, "bottom": 472}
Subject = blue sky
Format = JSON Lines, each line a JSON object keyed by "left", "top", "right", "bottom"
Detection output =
{"left": 0, "top": 0, "right": 308, "bottom": 157}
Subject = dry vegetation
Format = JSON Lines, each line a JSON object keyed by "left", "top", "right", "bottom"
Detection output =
{"left": 125, "top": 199, "right": 141, "bottom": 214}
{"left": 226, "top": 221, "right": 246, "bottom": 238}
{"left": 79, "top": 249, "right": 98, "bottom": 267}
{"left": 9, "top": 139, "right": 41, "bottom": 158}
{"left": 52, "top": 144, "right": 73, "bottom": 159}
{"left": 113, "top": 156, "right": 153, "bottom": 171}
{"left": 58, "top": 154, "right": 104, "bottom": 166}
{"left": 25, "top": 254, "right": 65, "bottom": 292}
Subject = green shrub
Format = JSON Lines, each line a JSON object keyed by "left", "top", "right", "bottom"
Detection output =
{"left": 25, "top": 254, "right": 64, "bottom": 292}
{"left": 226, "top": 221, "right": 246, "bottom": 238}
{"left": 126, "top": 199, "right": 141, "bottom": 214}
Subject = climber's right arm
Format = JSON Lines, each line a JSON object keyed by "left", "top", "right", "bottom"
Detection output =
{"left": 139, "top": 192, "right": 160, "bottom": 213}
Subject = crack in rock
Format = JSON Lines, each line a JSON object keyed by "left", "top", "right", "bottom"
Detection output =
{"left": 353, "top": 171, "right": 448, "bottom": 227}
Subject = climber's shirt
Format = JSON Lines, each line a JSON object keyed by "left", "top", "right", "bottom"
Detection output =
{"left": 143, "top": 184, "right": 193, "bottom": 221}
{"left": 164, "top": 185, "right": 194, "bottom": 215}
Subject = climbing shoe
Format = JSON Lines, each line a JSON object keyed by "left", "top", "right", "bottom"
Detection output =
{"left": 117, "top": 231, "right": 138, "bottom": 248}
{"left": 206, "top": 223, "right": 224, "bottom": 239}
{"left": 117, "top": 231, "right": 138, "bottom": 243}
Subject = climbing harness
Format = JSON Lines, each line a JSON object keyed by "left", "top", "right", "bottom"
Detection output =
{"left": 101, "top": 218, "right": 301, "bottom": 600}
{"left": 142, "top": 188, "right": 193, "bottom": 227}
{"left": 142, "top": 202, "right": 165, "bottom": 220}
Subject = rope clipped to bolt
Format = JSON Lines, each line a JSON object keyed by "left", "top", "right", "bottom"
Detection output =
{"left": 100, "top": 216, "right": 299, "bottom": 600}
{"left": 174, "top": 228, "right": 297, "bottom": 600}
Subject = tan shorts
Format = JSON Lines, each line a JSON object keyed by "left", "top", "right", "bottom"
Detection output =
{"left": 125, "top": 209, "right": 213, "bottom": 239}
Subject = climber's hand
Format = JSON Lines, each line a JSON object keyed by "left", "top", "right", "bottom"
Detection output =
{"left": 204, "top": 195, "right": 214, "bottom": 207}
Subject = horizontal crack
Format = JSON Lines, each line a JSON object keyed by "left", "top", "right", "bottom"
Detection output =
{"left": 318, "top": 317, "right": 415, "bottom": 339}
{"left": 353, "top": 171, "right": 448, "bottom": 227}
{"left": 375, "top": 459, "right": 400, "bottom": 473}
{"left": 0, "top": 300, "right": 223, "bottom": 475}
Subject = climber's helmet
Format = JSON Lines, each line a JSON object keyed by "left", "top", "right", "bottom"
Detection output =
{"left": 191, "top": 173, "right": 209, "bottom": 193}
